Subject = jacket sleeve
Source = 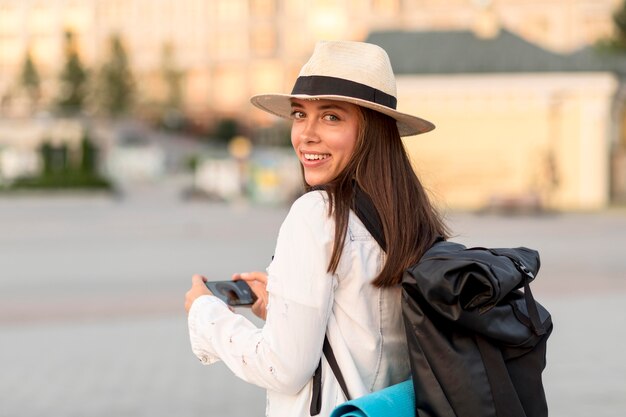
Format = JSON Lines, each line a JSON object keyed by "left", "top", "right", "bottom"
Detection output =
{"left": 187, "top": 192, "right": 337, "bottom": 394}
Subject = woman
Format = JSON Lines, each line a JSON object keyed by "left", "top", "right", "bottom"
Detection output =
{"left": 184, "top": 40, "right": 448, "bottom": 417}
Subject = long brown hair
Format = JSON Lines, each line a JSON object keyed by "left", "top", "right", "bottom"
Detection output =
{"left": 305, "top": 106, "right": 448, "bottom": 287}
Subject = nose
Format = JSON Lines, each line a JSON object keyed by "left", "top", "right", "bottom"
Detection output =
{"left": 299, "top": 118, "right": 320, "bottom": 143}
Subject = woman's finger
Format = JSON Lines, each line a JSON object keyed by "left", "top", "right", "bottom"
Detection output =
{"left": 192, "top": 274, "right": 208, "bottom": 285}
{"left": 233, "top": 271, "right": 268, "bottom": 284}
{"left": 231, "top": 272, "right": 269, "bottom": 320}
{"left": 251, "top": 298, "right": 267, "bottom": 320}
{"left": 185, "top": 274, "right": 212, "bottom": 314}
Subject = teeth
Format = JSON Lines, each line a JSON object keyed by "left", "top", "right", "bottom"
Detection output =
{"left": 304, "top": 153, "right": 329, "bottom": 161}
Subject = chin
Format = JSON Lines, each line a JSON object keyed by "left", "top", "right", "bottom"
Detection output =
{"left": 305, "top": 177, "right": 325, "bottom": 187}
{"left": 303, "top": 175, "right": 317, "bottom": 186}
{"left": 304, "top": 169, "right": 335, "bottom": 187}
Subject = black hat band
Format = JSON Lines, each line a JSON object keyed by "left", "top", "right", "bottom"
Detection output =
{"left": 291, "top": 75, "right": 397, "bottom": 110}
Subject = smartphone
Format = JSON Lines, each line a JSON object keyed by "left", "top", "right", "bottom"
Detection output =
{"left": 205, "top": 280, "right": 258, "bottom": 307}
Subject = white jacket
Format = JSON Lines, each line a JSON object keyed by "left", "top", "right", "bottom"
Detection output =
{"left": 188, "top": 191, "right": 410, "bottom": 417}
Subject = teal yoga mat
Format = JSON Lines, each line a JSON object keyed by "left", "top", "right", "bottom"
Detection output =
{"left": 330, "top": 379, "right": 414, "bottom": 417}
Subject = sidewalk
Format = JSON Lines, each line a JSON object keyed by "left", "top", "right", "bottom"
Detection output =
{"left": 1, "top": 188, "right": 625, "bottom": 417}
{"left": 0, "top": 315, "right": 266, "bottom": 417}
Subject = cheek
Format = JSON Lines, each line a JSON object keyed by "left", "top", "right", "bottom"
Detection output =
{"left": 341, "top": 131, "right": 358, "bottom": 161}
{"left": 290, "top": 126, "right": 299, "bottom": 149}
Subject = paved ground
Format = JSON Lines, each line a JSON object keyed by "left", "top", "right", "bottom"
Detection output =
{"left": 1, "top": 178, "right": 625, "bottom": 417}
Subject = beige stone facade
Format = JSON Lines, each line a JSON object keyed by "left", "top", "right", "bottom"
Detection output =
{"left": 398, "top": 73, "right": 618, "bottom": 210}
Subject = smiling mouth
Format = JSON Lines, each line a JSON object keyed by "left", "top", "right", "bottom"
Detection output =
{"left": 303, "top": 153, "right": 330, "bottom": 161}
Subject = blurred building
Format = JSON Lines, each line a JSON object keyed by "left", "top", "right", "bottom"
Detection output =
{"left": 1, "top": 0, "right": 624, "bottom": 209}
{"left": 369, "top": 29, "right": 626, "bottom": 211}
{"left": 0, "top": 0, "right": 620, "bottom": 122}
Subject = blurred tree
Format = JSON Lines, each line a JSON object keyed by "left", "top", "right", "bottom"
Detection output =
{"left": 80, "top": 132, "right": 98, "bottom": 175}
{"left": 598, "top": 0, "right": 626, "bottom": 51}
{"left": 160, "top": 42, "right": 185, "bottom": 130}
{"left": 614, "top": 1, "right": 626, "bottom": 50}
{"left": 40, "top": 142, "right": 68, "bottom": 174}
{"left": 213, "top": 118, "right": 239, "bottom": 143}
{"left": 19, "top": 49, "right": 41, "bottom": 110}
{"left": 40, "top": 142, "right": 54, "bottom": 175}
{"left": 98, "top": 34, "right": 135, "bottom": 117}
{"left": 56, "top": 31, "right": 88, "bottom": 115}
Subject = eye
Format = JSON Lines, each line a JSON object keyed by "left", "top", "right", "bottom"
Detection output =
{"left": 290, "top": 110, "right": 305, "bottom": 119}
{"left": 323, "top": 114, "right": 339, "bottom": 121}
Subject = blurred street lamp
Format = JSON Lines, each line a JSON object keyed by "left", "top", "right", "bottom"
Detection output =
{"left": 228, "top": 135, "right": 252, "bottom": 161}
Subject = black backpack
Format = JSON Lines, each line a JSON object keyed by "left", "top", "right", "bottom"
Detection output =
{"left": 311, "top": 188, "right": 553, "bottom": 417}
{"left": 351, "top": 186, "right": 553, "bottom": 417}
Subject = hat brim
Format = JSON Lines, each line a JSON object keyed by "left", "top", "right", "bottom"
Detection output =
{"left": 250, "top": 94, "right": 435, "bottom": 137}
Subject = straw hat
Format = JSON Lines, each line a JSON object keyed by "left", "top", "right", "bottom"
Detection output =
{"left": 250, "top": 40, "right": 434, "bottom": 137}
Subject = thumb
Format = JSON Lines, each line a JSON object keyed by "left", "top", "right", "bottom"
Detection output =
{"left": 192, "top": 274, "right": 207, "bottom": 285}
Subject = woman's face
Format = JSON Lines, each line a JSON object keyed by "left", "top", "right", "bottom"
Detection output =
{"left": 290, "top": 98, "right": 360, "bottom": 186}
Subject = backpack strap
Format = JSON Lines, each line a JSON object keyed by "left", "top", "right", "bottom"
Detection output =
{"left": 352, "top": 185, "right": 387, "bottom": 251}
{"left": 485, "top": 249, "right": 547, "bottom": 336}
{"left": 310, "top": 336, "right": 351, "bottom": 416}
{"left": 310, "top": 358, "right": 322, "bottom": 415}
{"left": 474, "top": 334, "right": 527, "bottom": 417}
{"left": 512, "top": 258, "right": 547, "bottom": 336}
{"left": 352, "top": 185, "right": 445, "bottom": 253}
{"left": 324, "top": 336, "right": 351, "bottom": 400}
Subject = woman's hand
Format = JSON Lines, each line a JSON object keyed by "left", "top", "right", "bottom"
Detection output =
{"left": 185, "top": 274, "right": 212, "bottom": 314}
{"left": 233, "top": 271, "right": 269, "bottom": 320}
